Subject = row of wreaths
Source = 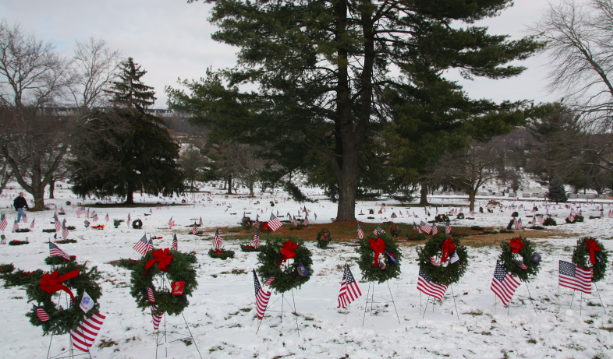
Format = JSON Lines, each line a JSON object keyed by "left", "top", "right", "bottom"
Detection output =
{"left": 18, "top": 234, "right": 608, "bottom": 336}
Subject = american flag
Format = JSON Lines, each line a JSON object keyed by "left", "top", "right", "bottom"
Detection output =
{"left": 92, "top": 212, "right": 98, "bottom": 222}
{"left": 253, "top": 228, "right": 260, "bottom": 248}
{"left": 62, "top": 221, "right": 69, "bottom": 240}
{"left": 559, "top": 260, "right": 592, "bottom": 294}
{"left": 49, "top": 241, "right": 70, "bottom": 260}
{"left": 105, "top": 213, "right": 109, "bottom": 222}
{"left": 303, "top": 217, "right": 309, "bottom": 227}
{"left": 337, "top": 265, "right": 362, "bottom": 308}
{"left": 171, "top": 234, "right": 178, "bottom": 251}
{"left": 430, "top": 256, "right": 439, "bottom": 267}
{"left": 253, "top": 270, "right": 271, "bottom": 319}
{"left": 491, "top": 262, "right": 520, "bottom": 306}
{"left": 420, "top": 221, "right": 432, "bottom": 234}
{"left": 213, "top": 229, "right": 222, "bottom": 250}
{"left": 70, "top": 312, "right": 106, "bottom": 352}
{"left": 445, "top": 222, "right": 452, "bottom": 235}
{"left": 12, "top": 221, "right": 19, "bottom": 232}
{"left": 0, "top": 214, "right": 7, "bottom": 232}
{"left": 373, "top": 225, "right": 385, "bottom": 235}
{"left": 268, "top": 213, "right": 282, "bottom": 231}
{"left": 264, "top": 277, "right": 275, "bottom": 286}
{"left": 76, "top": 207, "right": 85, "bottom": 217}
{"left": 55, "top": 219, "right": 61, "bottom": 233}
{"left": 34, "top": 304, "right": 49, "bottom": 322}
{"left": 292, "top": 216, "right": 298, "bottom": 226}
{"left": 146, "top": 287, "right": 156, "bottom": 303}
{"left": 567, "top": 214, "right": 574, "bottom": 222}
{"left": 133, "top": 234, "right": 153, "bottom": 256}
{"left": 151, "top": 305, "right": 162, "bottom": 331}
{"left": 199, "top": 217, "right": 203, "bottom": 226}
{"left": 431, "top": 225, "right": 438, "bottom": 236}
{"left": 191, "top": 225, "right": 198, "bottom": 235}
{"left": 514, "top": 218, "right": 523, "bottom": 230}
{"left": 357, "top": 224, "right": 364, "bottom": 239}
{"left": 86, "top": 209, "right": 90, "bottom": 219}
{"left": 417, "top": 270, "right": 447, "bottom": 301}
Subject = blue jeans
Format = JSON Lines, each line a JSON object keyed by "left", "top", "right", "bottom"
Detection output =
{"left": 16, "top": 208, "right": 26, "bottom": 223}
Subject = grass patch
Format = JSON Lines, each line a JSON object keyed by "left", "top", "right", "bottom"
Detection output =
{"left": 98, "top": 339, "right": 118, "bottom": 348}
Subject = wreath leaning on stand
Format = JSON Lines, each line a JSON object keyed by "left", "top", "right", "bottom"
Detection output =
{"left": 257, "top": 237, "right": 313, "bottom": 293}
{"left": 130, "top": 248, "right": 198, "bottom": 316}
{"left": 316, "top": 228, "right": 332, "bottom": 249}
{"left": 417, "top": 234, "right": 468, "bottom": 286}
{"left": 132, "top": 219, "right": 143, "bottom": 229}
{"left": 497, "top": 236, "right": 540, "bottom": 282}
{"left": 357, "top": 232, "right": 402, "bottom": 283}
{"left": 25, "top": 261, "right": 102, "bottom": 335}
{"left": 572, "top": 237, "right": 608, "bottom": 282}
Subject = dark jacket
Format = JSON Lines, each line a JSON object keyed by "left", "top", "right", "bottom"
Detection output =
{"left": 14, "top": 196, "right": 29, "bottom": 210}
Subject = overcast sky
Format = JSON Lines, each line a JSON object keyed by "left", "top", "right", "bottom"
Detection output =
{"left": 1, "top": 0, "right": 566, "bottom": 108}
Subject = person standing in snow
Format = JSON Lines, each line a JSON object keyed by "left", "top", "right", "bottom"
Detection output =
{"left": 13, "top": 192, "right": 29, "bottom": 222}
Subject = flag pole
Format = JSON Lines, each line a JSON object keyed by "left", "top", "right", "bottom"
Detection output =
{"left": 494, "top": 295, "right": 497, "bottom": 315}
{"left": 557, "top": 285, "right": 560, "bottom": 312}
{"left": 420, "top": 292, "right": 422, "bottom": 314}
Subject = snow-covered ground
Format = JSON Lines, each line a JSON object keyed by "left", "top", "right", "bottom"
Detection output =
{"left": 0, "top": 184, "right": 612, "bottom": 358}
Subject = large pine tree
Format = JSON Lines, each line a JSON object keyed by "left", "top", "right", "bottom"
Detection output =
{"left": 170, "top": 0, "right": 543, "bottom": 221}
{"left": 72, "top": 58, "right": 184, "bottom": 203}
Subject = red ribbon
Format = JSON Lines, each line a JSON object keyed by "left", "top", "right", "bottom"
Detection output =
{"left": 509, "top": 237, "right": 524, "bottom": 254}
{"left": 585, "top": 238, "right": 601, "bottom": 265}
{"left": 441, "top": 238, "right": 456, "bottom": 263}
{"left": 369, "top": 237, "right": 386, "bottom": 267}
{"left": 144, "top": 248, "right": 174, "bottom": 274}
{"left": 40, "top": 270, "right": 80, "bottom": 303}
{"left": 280, "top": 240, "right": 298, "bottom": 262}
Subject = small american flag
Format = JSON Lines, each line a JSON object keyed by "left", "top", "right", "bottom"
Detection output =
{"left": 171, "top": 234, "right": 178, "bottom": 251}
{"left": 0, "top": 214, "right": 7, "bottom": 232}
{"left": 431, "top": 225, "right": 438, "bottom": 236}
{"left": 151, "top": 305, "right": 162, "bottom": 331}
{"left": 55, "top": 220, "right": 61, "bottom": 233}
{"left": 337, "top": 265, "right": 362, "bottom": 308}
{"left": 417, "top": 270, "right": 447, "bottom": 301}
{"left": 62, "top": 221, "right": 69, "bottom": 239}
{"left": 253, "top": 270, "right": 271, "bottom": 319}
{"left": 13, "top": 221, "right": 19, "bottom": 232}
{"left": 445, "top": 222, "right": 452, "bottom": 235}
{"left": 22, "top": 214, "right": 27, "bottom": 223}
{"left": 253, "top": 228, "right": 260, "bottom": 248}
{"left": 292, "top": 216, "right": 298, "bottom": 226}
{"left": 568, "top": 214, "right": 575, "bottom": 222}
{"left": 199, "top": 217, "right": 203, "bottom": 226}
{"left": 420, "top": 221, "right": 432, "bottom": 234}
{"left": 264, "top": 277, "right": 275, "bottom": 286}
{"left": 213, "top": 229, "right": 222, "bottom": 250}
{"left": 30, "top": 217, "right": 36, "bottom": 228}
{"left": 373, "top": 225, "right": 385, "bottom": 235}
{"left": 34, "top": 304, "right": 49, "bottom": 322}
{"left": 559, "top": 260, "right": 592, "bottom": 294}
{"left": 191, "top": 225, "right": 198, "bottom": 235}
{"left": 49, "top": 241, "right": 70, "bottom": 260}
{"left": 76, "top": 207, "right": 85, "bottom": 217}
{"left": 133, "top": 234, "right": 152, "bottom": 256}
{"left": 92, "top": 212, "right": 98, "bottom": 222}
{"left": 105, "top": 213, "right": 109, "bottom": 222}
{"left": 268, "top": 213, "right": 282, "bottom": 231}
{"left": 146, "top": 287, "right": 156, "bottom": 303}
{"left": 357, "top": 224, "right": 364, "bottom": 239}
{"left": 514, "top": 218, "right": 523, "bottom": 230}
{"left": 491, "top": 261, "right": 520, "bottom": 306}
{"left": 70, "top": 312, "right": 106, "bottom": 352}
{"left": 430, "top": 256, "right": 439, "bottom": 267}
{"left": 303, "top": 217, "right": 309, "bottom": 227}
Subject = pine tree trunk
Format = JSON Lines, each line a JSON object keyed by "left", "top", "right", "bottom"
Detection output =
{"left": 125, "top": 182, "right": 134, "bottom": 204}
{"left": 227, "top": 174, "right": 233, "bottom": 194}
{"left": 49, "top": 179, "right": 55, "bottom": 199}
{"left": 248, "top": 181, "right": 254, "bottom": 197}
{"left": 469, "top": 190, "right": 476, "bottom": 212}
{"left": 419, "top": 181, "right": 429, "bottom": 205}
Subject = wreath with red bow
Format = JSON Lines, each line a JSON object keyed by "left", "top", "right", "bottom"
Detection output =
{"left": 497, "top": 236, "right": 540, "bottom": 282}
{"left": 129, "top": 248, "right": 198, "bottom": 315}
{"left": 417, "top": 235, "right": 468, "bottom": 286}
{"left": 357, "top": 232, "right": 402, "bottom": 283}
{"left": 25, "top": 261, "right": 102, "bottom": 335}
{"left": 316, "top": 228, "right": 332, "bottom": 249}
{"left": 241, "top": 216, "right": 254, "bottom": 230}
{"left": 572, "top": 237, "right": 608, "bottom": 282}
{"left": 257, "top": 237, "right": 313, "bottom": 293}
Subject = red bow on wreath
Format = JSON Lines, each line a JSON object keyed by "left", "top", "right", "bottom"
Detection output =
{"left": 277, "top": 240, "right": 298, "bottom": 266}
{"left": 441, "top": 238, "right": 456, "bottom": 263}
{"left": 369, "top": 237, "right": 386, "bottom": 267}
{"left": 584, "top": 238, "right": 601, "bottom": 265}
{"left": 40, "top": 270, "right": 80, "bottom": 303}
{"left": 144, "top": 248, "right": 174, "bottom": 274}
{"left": 509, "top": 237, "right": 524, "bottom": 254}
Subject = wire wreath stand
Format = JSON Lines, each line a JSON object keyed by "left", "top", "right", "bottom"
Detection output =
{"left": 361, "top": 280, "right": 401, "bottom": 326}
{"left": 562, "top": 284, "right": 607, "bottom": 316}
{"left": 153, "top": 273, "right": 203, "bottom": 359}
{"left": 46, "top": 291, "right": 91, "bottom": 359}
{"left": 420, "top": 284, "right": 461, "bottom": 321}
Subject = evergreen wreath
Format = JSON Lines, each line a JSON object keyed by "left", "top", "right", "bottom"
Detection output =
{"left": 316, "top": 228, "right": 332, "bottom": 249}
{"left": 566, "top": 215, "right": 584, "bottom": 224}
{"left": 25, "top": 261, "right": 102, "bottom": 335}
{"left": 434, "top": 214, "right": 450, "bottom": 222}
{"left": 389, "top": 225, "right": 401, "bottom": 238}
{"left": 43, "top": 229, "right": 56, "bottom": 233}
{"left": 130, "top": 248, "right": 198, "bottom": 316}
{"left": 407, "top": 233, "right": 427, "bottom": 241}
{"left": 0, "top": 263, "right": 15, "bottom": 274}
{"left": 497, "top": 237, "right": 540, "bottom": 282}
{"left": 543, "top": 217, "right": 557, "bottom": 226}
{"left": 572, "top": 237, "right": 608, "bottom": 282}
{"left": 511, "top": 212, "right": 519, "bottom": 218}
{"left": 4, "top": 269, "right": 44, "bottom": 288}
{"left": 132, "top": 219, "right": 143, "bottom": 229}
{"left": 357, "top": 232, "right": 402, "bottom": 283}
{"left": 417, "top": 235, "right": 468, "bottom": 286}
{"left": 241, "top": 217, "right": 253, "bottom": 230}
{"left": 55, "top": 239, "right": 77, "bottom": 244}
{"left": 208, "top": 248, "right": 235, "bottom": 259}
{"left": 257, "top": 237, "right": 313, "bottom": 293}
{"left": 45, "top": 256, "right": 77, "bottom": 265}
{"left": 9, "top": 240, "right": 29, "bottom": 246}
{"left": 240, "top": 244, "right": 260, "bottom": 252}
{"left": 457, "top": 213, "right": 465, "bottom": 220}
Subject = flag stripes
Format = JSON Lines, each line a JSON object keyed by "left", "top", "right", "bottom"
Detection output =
{"left": 70, "top": 312, "right": 106, "bottom": 352}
